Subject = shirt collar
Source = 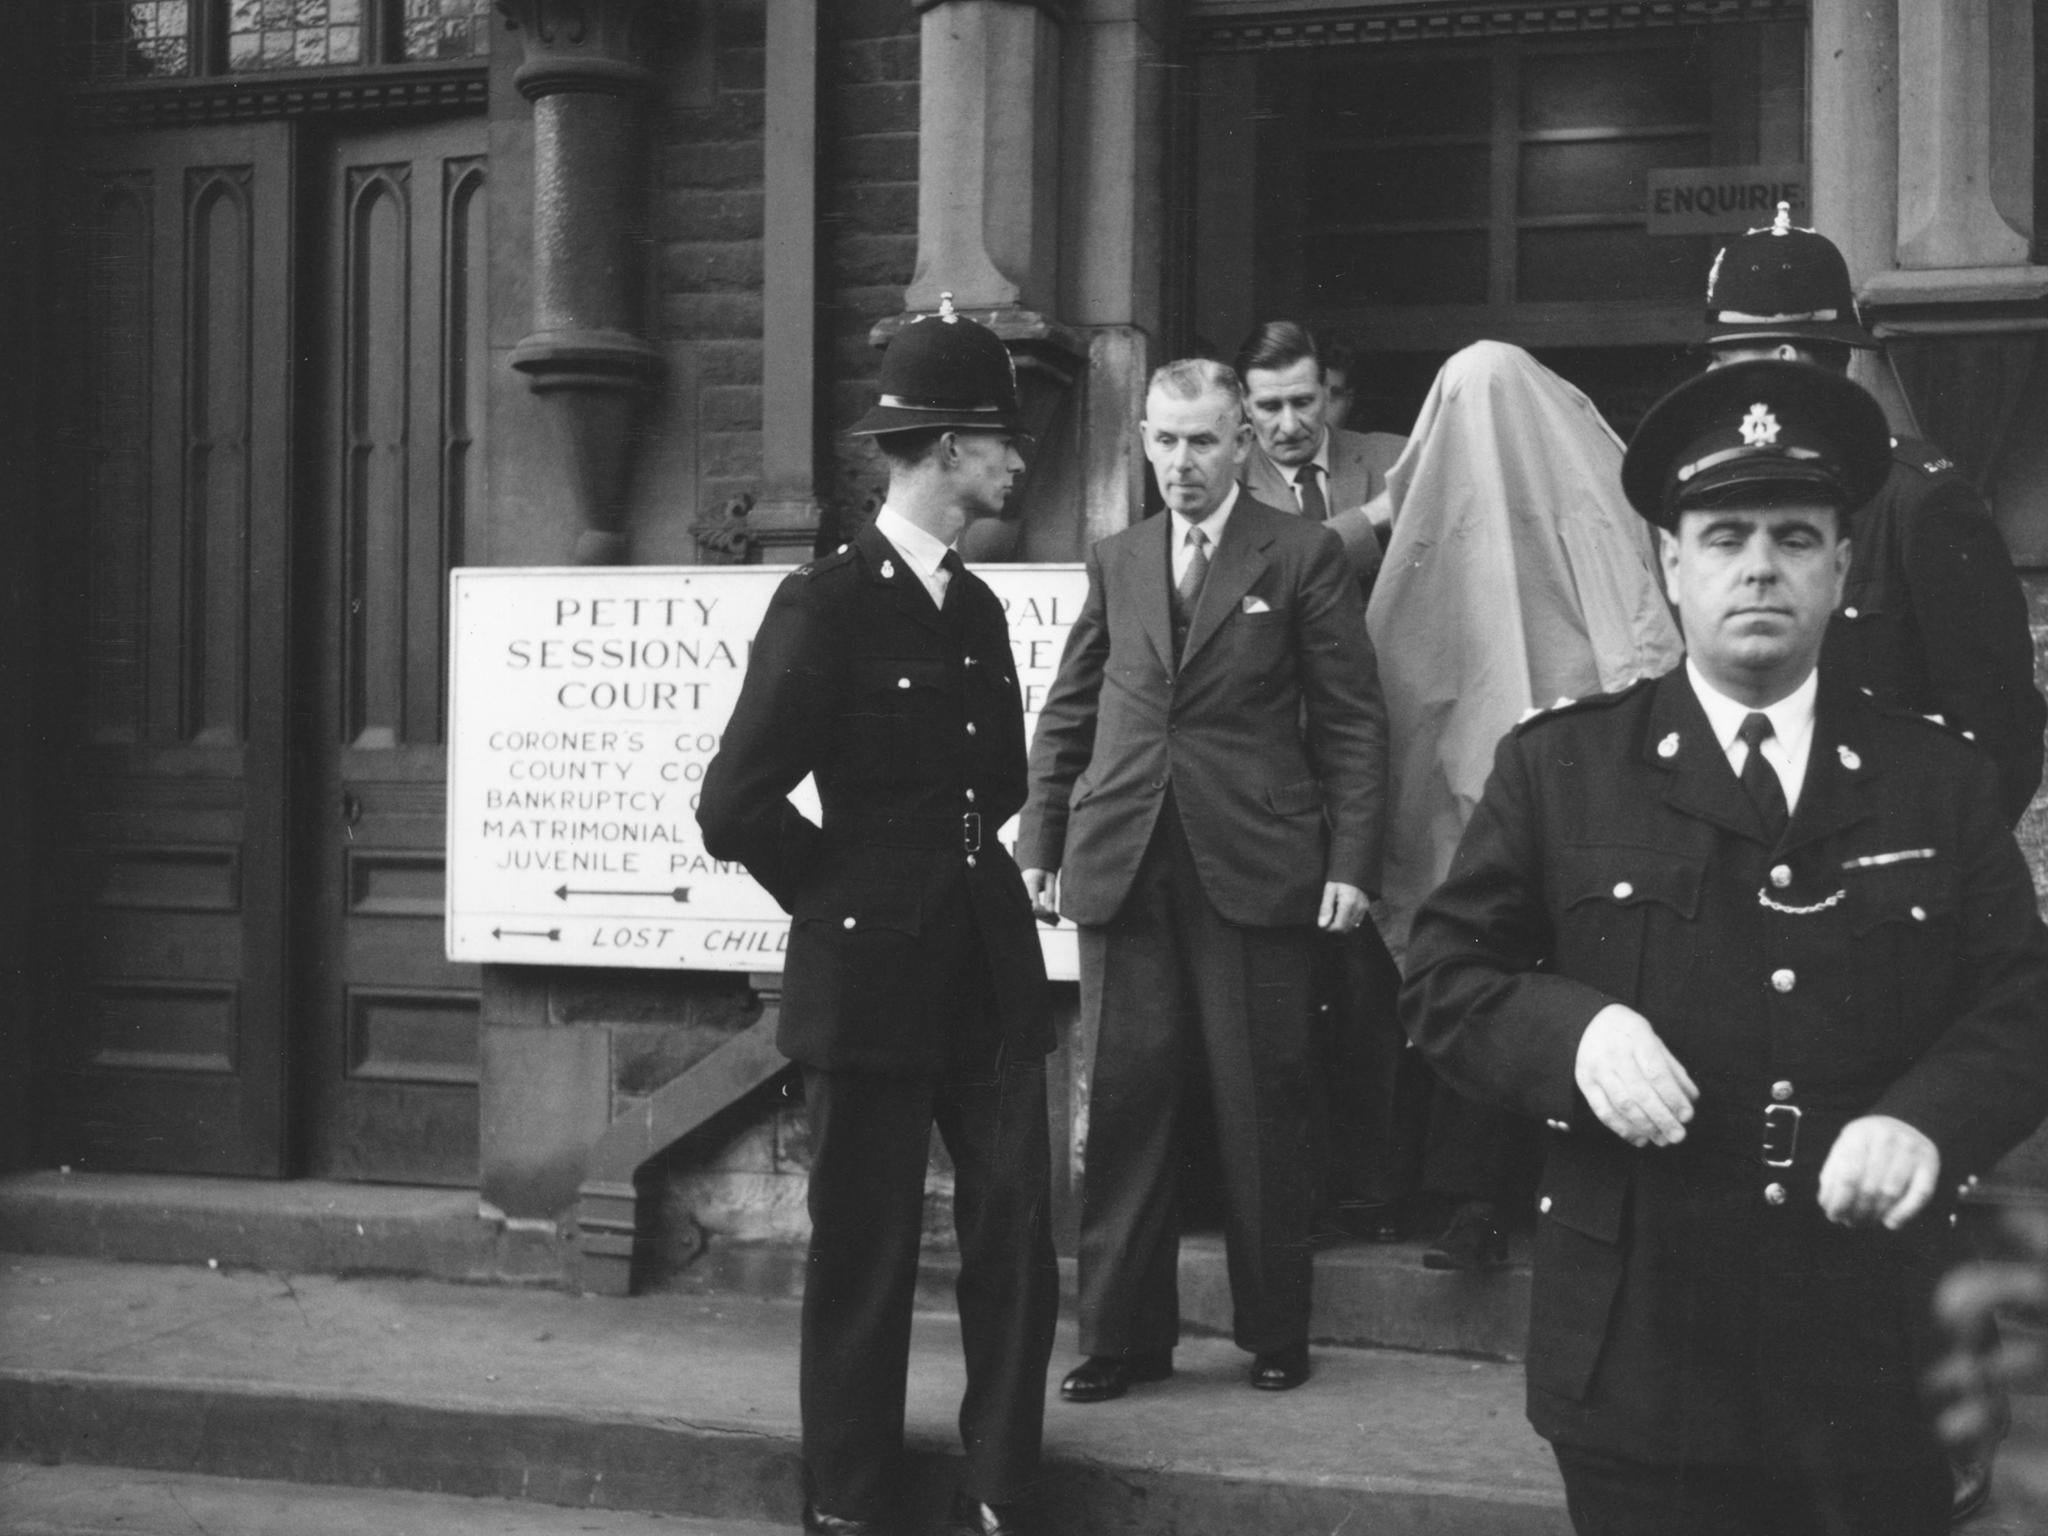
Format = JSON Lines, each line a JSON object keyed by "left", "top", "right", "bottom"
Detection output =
{"left": 1303, "top": 431, "right": 1331, "bottom": 481}
{"left": 873, "top": 504, "right": 953, "bottom": 580}
{"left": 1685, "top": 658, "right": 1818, "bottom": 760}
{"left": 1172, "top": 481, "right": 1239, "bottom": 548}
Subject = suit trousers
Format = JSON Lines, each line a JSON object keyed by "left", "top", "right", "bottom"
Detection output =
{"left": 1075, "top": 798, "right": 1316, "bottom": 1356}
{"left": 800, "top": 1039, "right": 1057, "bottom": 1519}
{"left": 1552, "top": 1443, "right": 1949, "bottom": 1536}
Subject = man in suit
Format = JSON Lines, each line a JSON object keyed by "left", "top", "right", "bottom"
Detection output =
{"left": 1236, "top": 321, "right": 1409, "bottom": 588}
{"left": 1019, "top": 358, "right": 1388, "bottom": 1400}
{"left": 698, "top": 299, "right": 1056, "bottom": 1536}
{"left": 1402, "top": 359, "right": 2048, "bottom": 1534}
{"left": 1701, "top": 204, "right": 2044, "bottom": 827}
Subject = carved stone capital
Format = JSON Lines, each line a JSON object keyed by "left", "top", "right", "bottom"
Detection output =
{"left": 494, "top": 0, "right": 665, "bottom": 99}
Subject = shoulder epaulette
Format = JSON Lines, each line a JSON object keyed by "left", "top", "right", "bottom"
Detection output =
{"left": 797, "top": 543, "right": 858, "bottom": 581}
{"left": 1889, "top": 435, "right": 1959, "bottom": 479}
{"left": 1511, "top": 676, "right": 1654, "bottom": 735}
{"left": 1857, "top": 689, "right": 1985, "bottom": 748}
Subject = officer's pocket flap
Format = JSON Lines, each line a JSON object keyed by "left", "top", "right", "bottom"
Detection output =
{"left": 1846, "top": 864, "right": 1953, "bottom": 938}
{"left": 1539, "top": 1139, "right": 1629, "bottom": 1244}
{"left": 1265, "top": 778, "right": 1325, "bottom": 817}
{"left": 793, "top": 885, "right": 922, "bottom": 937}
{"left": 1559, "top": 846, "right": 1703, "bottom": 919}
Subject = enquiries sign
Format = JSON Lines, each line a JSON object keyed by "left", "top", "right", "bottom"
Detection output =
{"left": 1645, "top": 165, "right": 1808, "bottom": 236}
{"left": 446, "top": 563, "right": 1088, "bottom": 978}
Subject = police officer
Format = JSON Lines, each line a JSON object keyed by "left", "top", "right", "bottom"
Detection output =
{"left": 698, "top": 298, "right": 1057, "bottom": 1536}
{"left": 1703, "top": 205, "right": 2045, "bottom": 826}
{"left": 1401, "top": 359, "right": 2048, "bottom": 1535}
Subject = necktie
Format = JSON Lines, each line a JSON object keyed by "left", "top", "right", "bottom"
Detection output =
{"left": 1176, "top": 526, "right": 1210, "bottom": 614}
{"left": 1738, "top": 712, "right": 1789, "bottom": 843}
{"left": 1295, "top": 463, "right": 1328, "bottom": 523}
{"left": 938, "top": 548, "right": 963, "bottom": 608}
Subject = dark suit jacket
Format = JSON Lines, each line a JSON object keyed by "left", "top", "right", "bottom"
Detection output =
{"left": 1823, "top": 436, "right": 2046, "bottom": 825}
{"left": 1243, "top": 426, "right": 1407, "bottom": 588}
{"left": 1402, "top": 666, "right": 2048, "bottom": 1470}
{"left": 698, "top": 523, "right": 1051, "bottom": 1076}
{"left": 1018, "top": 494, "right": 1388, "bottom": 928}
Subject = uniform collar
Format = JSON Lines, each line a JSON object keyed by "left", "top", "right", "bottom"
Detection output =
{"left": 1685, "top": 660, "right": 1818, "bottom": 780}
{"left": 872, "top": 504, "right": 953, "bottom": 583}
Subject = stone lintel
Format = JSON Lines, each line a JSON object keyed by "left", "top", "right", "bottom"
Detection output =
{"left": 1861, "top": 266, "right": 2048, "bottom": 336}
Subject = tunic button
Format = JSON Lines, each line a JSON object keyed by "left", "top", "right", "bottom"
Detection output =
{"left": 966, "top": 855, "right": 977, "bottom": 868}
{"left": 1612, "top": 881, "right": 1634, "bottom": 900}
{"left": 842, "top": 916, "right": 856, "bottom": 930}
{"left": 966, "top": 722, "right": 977, "bottom": 736}
{"left": 1538, "top": 1196, "right": 1553, "bottom": 1214}
{"left": 1764, "top": 1183, "right": 1787, "bottom": 1206}
{"left": 1843, "top": 606, "right": 1859, "bottom": 620}
{"left": 1910, "top": 905, "right": 1927, "bottom": 922}
{"left": 965, "top": 789, "right": 976, "bottom": 803}
{"left": 1771, "top": 1080, "right": 1794, "bottom": 1102}
{"left": 897, "top": 677, "right": 910, "bottom": 689}
{"left": 1771, "top": 968, "right": 1795, "bottom": 993}
{"left": 1770, "top": 864, "right": 1792, "bottom": 889}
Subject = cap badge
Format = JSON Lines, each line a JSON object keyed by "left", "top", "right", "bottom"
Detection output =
{"left": 1657, "top": 732, "right": 1680, "bottom": 759}
{"left": 1837, "top": 744, "right": 1861, "bottom": 771}
{"left": 1739, "top": 403, "right": 1781, "bottom": 447}
{"left": 938, "top": 291, "right": 958, "bottom": 324}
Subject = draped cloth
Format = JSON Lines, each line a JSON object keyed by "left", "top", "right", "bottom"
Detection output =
{"left": 1366, "top": 341, "right": 1683, "bottom": 959}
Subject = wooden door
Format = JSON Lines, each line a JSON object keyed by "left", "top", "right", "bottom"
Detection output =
{"left": 48, "top": 124, "right": 296, "bottom": 1175}
{"left": 299, "top": 120, "right": 486, "bottom": 1184}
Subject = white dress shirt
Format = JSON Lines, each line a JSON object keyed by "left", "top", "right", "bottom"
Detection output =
{"left": 1171, "top": 482, "right": 1239, "bottom": 586}
{"left": 873, "top": 505, "right": 956, "bottom": 608}
{"left": 1686, "top": 659, "right": 1818, "bottom": 814}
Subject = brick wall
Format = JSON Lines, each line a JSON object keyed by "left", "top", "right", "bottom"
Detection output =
{"left": 625, "top": 0, "right": 937, "bottom": 1276}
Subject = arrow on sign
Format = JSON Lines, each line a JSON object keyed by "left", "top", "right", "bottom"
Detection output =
{"left": 554, "top": 885, "right": 693, "bottom": 904}
{"left": 493, "top": 927, "right": 562, "bottom": 941}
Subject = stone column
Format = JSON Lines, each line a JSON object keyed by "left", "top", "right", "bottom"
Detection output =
{"left": 892, "top": 0, "right": 1085, "bottom": 561}
{"left": 496, "top": 0, "right": 666, "bottom": 565}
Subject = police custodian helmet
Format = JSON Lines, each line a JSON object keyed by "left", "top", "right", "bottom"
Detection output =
{"left": 1622, "top": 359, "right": 1891, "bottom": 531}
{"left": 848, "top": 293, "right": 1023, "bottom": 438}
{"left": 1704, "top": 203, "right": 1876, "bottom": 351}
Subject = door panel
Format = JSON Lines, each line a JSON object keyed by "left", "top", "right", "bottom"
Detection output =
{"left": 52, "top": 125, "right": 295, "bottom": 1174}
{"left": 302, "top": 121, "right": 485, "bottom": 1184}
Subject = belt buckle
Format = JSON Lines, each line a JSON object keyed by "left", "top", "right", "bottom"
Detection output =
{"left": 962, "top": 811, "right": 982, "bottom": 855}
{"left": 1762, "top": 1102, "right": 1801, "bottom": 1168}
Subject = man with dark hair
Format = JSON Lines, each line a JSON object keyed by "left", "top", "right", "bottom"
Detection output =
{"left": 1234, "top": 321, "right": 1409, "bottom": 588}
{"left": 699, "top": 297, "right": 1056, "bottom": 1536}
{"left": 1702, "top": 204, "right": 2044, "bottom": 827}
{"left": 1021, "top": 357, "right": 1387, "bottom": 1402}
{"left": 1403, "top": 359, "right": 2048, "bottom": 1535}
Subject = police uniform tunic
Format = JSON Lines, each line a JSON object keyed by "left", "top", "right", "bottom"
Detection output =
{"left": 698, "top": 518, "right": 1056, "bottom": 1517}
{"left": 1823, "top": 437, "right": 2046, "bottom": 826}
{"left": 1401, "top": 667, "right": 2048, "bottom": 1476}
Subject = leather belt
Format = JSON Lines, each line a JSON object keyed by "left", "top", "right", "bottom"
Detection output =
{"left": 1679, "top": 1094, "right": 1859, "bottom": 1173}
{"left": 827, "top": 812, "right": 982, "bottom": 854}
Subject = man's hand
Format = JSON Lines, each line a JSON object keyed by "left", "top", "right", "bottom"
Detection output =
{"left": 1318, "top": 881, "right": 1370, "bottom": 933}
{"left": 1022, "top": 868, "right": 1060, "bottom": 924}
{"left": 1817, "top": 1115, "right": 1940, "bottom": 1229}
{"left": 1574, "top": 1004, "right": 1698, "bottom": 1147}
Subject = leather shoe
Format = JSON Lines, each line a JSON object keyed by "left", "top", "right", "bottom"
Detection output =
{"left": 948, "top": 1491, "right": 1027, "bottom": 1535}
{"left": 1422, "top": 1200, "right": 1510, "bottom": 1271}
{"left": 1249, "top": 1343, "right": 1310, "bottom": 1391}
{"left": 803, "top": 1503, "right": 883, "bottom": 1535}
{"left": 1058, "top": 1349, "right": 1173, "bottom": 1403}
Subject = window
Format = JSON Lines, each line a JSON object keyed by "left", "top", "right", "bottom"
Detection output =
{"left": 68, "top": 0, "right": 492, "bottom": 81}
{"left": 1188, "top": 16, "right": 1807, "bottom": 432}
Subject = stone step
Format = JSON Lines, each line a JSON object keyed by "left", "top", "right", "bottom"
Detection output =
{"left": 0, "top": 1172, "right": 1532, "bottom": 1360}
{"left": 0, "top": 1463, "right": 788, "bottom": 1536}
{"left": 0, "top": 1252, "right": 1567, "bottom": 1536}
